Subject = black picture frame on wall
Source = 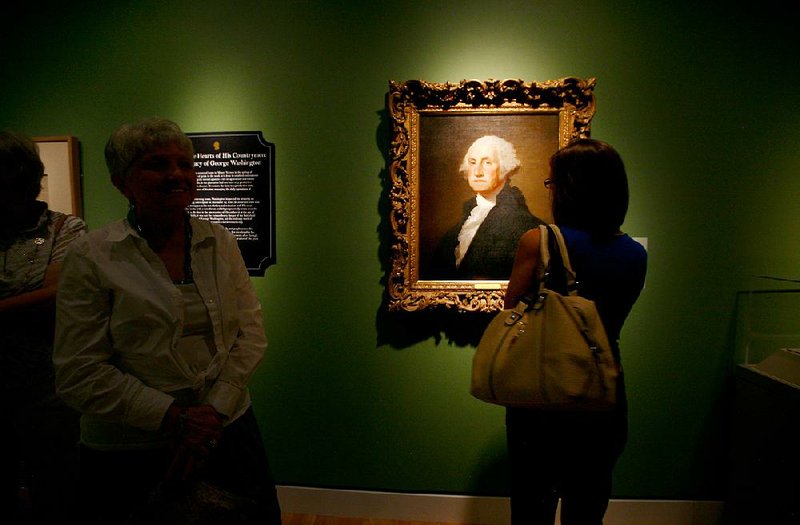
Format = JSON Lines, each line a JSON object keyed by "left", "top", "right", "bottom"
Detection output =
{"left": 385, "top": 78, "right": 596, "bottom": 312}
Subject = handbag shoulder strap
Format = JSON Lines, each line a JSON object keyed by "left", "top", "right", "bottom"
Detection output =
{"left": 52, "top": 212, "right": 68, "bottom": 238}
{"left": 536, "top": 224, "right": 551, "bottom": 279}
{"left": 537, "top": 224, "right": 578, "bottom": 296}
{"left": 548, "top": 225, "right": 577, "bottom": 293}
{"left": 47, "top": 212, "right": 69, "bottom": 265}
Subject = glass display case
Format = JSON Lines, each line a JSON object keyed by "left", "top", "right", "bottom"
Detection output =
{"left": 734, "top": 274, "right": 800, "bottom": 370}
{"left": 728, "top": 275, "right": 800, "bottom": 525}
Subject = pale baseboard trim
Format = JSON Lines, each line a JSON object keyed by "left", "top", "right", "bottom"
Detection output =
{"left": 277, "top": 485, "right": 724, "bottom": 525}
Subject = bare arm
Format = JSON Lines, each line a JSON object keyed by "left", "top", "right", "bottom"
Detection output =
{"left": 0, "top": 262, "right": 61, "bottom": 314}
{"left": 504, "top": 228, "right": 542, "bottom": 309}
{"left": 0, "top": 214, "right": 87, "bottom": 314}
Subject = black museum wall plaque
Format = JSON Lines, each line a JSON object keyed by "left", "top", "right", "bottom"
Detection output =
{"left": 187, "top": 131, "right": 275, "bottom": 276}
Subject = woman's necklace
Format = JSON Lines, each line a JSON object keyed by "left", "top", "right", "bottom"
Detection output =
{"left": 174, "top": 217, "right": 194, "bottom": 285}
{"left": 0, "top": 215, "right": 49, "bottom": 296}
{"left": 128, "top": 209, "right": 194, "bottom": 284}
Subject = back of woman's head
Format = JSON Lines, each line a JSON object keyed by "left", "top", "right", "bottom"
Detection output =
{"left": 105, "top": 117, "right": 193, "bottom": 185}
{"left": 550, "top": 138, "right": 629, "bottom": 235}
{"left": 0, "top": 131, "right": 45, "bottom": 202}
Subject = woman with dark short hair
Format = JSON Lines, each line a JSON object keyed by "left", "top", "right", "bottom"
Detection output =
{"left": 1, "top": 130, "right": 86, "bottom": 524}
{"left": 504, "top": 139, "right": 647, "bottom": 525}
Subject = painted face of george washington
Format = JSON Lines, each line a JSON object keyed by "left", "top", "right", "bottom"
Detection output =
{"left": 465, "top": 141, "right": 504, "bottom": 197}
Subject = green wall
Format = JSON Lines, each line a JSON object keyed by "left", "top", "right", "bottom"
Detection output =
{"left": 3, "top": 1, "right": 798, "bottom": 499}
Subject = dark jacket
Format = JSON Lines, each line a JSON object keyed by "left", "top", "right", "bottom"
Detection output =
{"left": 429, "top": 183, "right": 544, "bottom": 280}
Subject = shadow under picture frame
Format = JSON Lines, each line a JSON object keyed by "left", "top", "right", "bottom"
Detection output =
{"left": 386, "top": 77, "right": 596, "bottom": 312}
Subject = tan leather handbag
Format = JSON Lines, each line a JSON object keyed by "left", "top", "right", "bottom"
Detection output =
{"left": 471, "top": 225, "right": 618, "bottom": 410}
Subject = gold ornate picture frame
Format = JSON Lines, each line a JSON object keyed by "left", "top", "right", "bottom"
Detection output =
{"left": 386, "top": 78, "right": 596, "bottom": 312}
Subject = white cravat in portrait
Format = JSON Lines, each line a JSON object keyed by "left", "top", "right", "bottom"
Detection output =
{"left": 454, "top": 194, "right": 497, "bottom": 268}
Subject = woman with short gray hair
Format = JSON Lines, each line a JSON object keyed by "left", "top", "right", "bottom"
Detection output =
{"left": 54, "top": 117, "right": 281, "bottom": 524}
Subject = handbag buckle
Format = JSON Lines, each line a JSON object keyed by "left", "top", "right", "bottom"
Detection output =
{"left": 504, "top": 311, "right": 522, "bottom": 326}
{"left": 532, "top": 292, "right": 547, "bottom": 311}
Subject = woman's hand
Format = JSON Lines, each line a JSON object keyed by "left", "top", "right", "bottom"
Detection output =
{"left": 162, "top": 404, "right": 224, "bottom": 480}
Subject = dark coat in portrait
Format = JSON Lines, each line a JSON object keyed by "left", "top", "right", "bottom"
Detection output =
{"left": 429, "top": 182, "right": 544, "bottom": 280}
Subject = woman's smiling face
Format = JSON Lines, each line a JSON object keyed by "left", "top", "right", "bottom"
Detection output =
{"left": 122, "top": 142, "right": 197, "bottom": 214}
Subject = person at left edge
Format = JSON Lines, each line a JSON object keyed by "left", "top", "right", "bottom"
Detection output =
{"left": 1, "top": 130, "right": 86, "bottom": 524}
{"left": 53, "top": 117, "right": 281, "bottom": 525}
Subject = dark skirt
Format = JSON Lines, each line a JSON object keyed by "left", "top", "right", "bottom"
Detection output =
{"left": 77, "top": 407, "right": 281, "bottom": 525}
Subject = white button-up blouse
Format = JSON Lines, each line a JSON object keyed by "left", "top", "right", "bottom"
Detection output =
{"left": 54, "top": 217, "right": 266, "bottom": 438}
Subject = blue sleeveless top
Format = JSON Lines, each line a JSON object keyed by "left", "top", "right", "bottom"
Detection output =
{"left": 558, "top": 226, "right": 647, "bottom": 362}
